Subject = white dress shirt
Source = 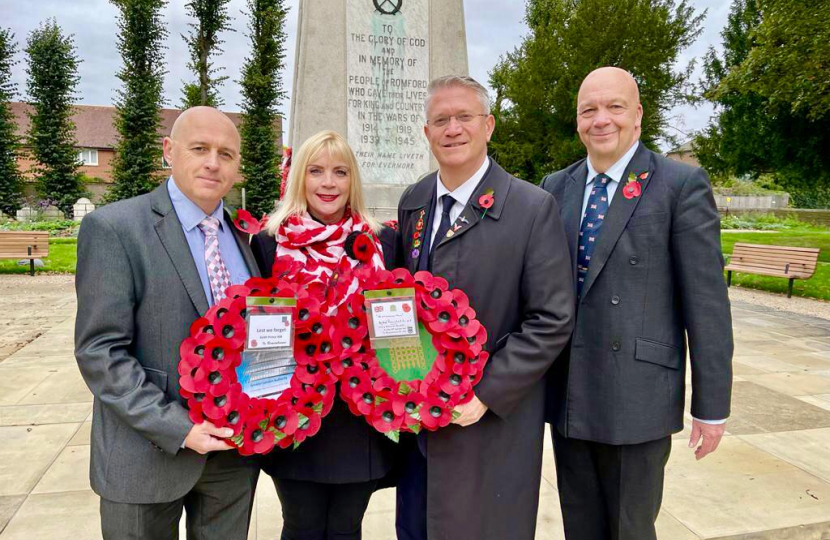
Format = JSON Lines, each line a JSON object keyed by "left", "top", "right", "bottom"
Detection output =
{"left": 581, "top": 142, "right": 726, "bottom": 426}
{"left": 581, "top": 141, "right": 639, "bottom": 222}
{"left": 430, "top": 157, "right": 490, "bottom": 249}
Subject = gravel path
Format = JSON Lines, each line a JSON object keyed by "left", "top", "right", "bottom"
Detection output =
{"left": 728, "top": 285, "right": 830, "bottom": 320}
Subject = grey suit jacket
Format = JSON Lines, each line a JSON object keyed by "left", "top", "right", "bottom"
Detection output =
{"left": 396, "top": 160, "right": 575, "bottom": 540}
{"left": 541, "top": 144, "right": 733, "bottom": 445}
{"left": 74, "top": 181, "right": 260, "bottom": 504}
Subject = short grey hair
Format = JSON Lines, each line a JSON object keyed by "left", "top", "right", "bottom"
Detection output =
{"left": 425, "top": 75, "right": 490, "bottom": 116}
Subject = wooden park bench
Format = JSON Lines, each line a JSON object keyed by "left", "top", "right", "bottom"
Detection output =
{"left": 725, "top": 243, "right": 820, "bottom": 298}
{"left": 0, "top": 231, "right": 50, "bottom": 276}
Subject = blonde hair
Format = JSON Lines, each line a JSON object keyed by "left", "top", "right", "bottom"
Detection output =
{"left": 265, "top": 130, "right": 381, "bottom": 235}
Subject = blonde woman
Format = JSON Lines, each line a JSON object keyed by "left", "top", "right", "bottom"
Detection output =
{"left": 251, "top": 130, "right": 396, "bottom": 540}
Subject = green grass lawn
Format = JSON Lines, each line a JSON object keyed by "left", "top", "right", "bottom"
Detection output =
{"left": 0, "top": 237, "right": 77, "bottom": 274}
{"left": 722, "top": 230, "right": 830, "bottom": 300}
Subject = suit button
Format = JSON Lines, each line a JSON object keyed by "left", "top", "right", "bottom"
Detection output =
{"left": 611, "top": 295, "right": 620, "bottom": 305}
{"left": 611, "top": 341, "right": 621, "bottom": 351}
{"left": 629, "top": 256, "right": 639, "bottom": 265}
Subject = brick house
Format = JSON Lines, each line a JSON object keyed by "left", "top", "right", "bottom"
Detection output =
{"left": 10, "top": 102, "right": 282, "bottom": 203}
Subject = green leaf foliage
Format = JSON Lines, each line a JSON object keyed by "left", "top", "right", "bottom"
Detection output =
{"left": 385, "top": 430, "right": 400, "bottom": 443}
{"left": 181, "top": 0, "right": 233, "bottom": 108}
{"left": 238, "top": 0, "right": 287, "bottom": 217}
{"left": 693, "top": 0, "right": 830, "bottom": 208}
{"left": 24, "top": 20, "right": 85, "bottom": 216}
{"left": 489, "top": 0, "right": 704, "bottom": 183}
{"left": 108, "top": 0, "right": 168, "bottom": 202}
{"left": 0, "top": 28, "right": 24, "bottom": 216}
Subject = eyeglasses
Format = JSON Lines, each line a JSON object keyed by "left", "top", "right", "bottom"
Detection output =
{"left": 426, "top": 113, "right": 489, "bottom": 128}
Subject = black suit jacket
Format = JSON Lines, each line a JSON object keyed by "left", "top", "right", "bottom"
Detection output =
{"left": 396, "top": 159, "right": 574, "bottom": 540}
{"left": 540, "top": 143, "right": 733, "bottom": 445}
{"left": 250, "top": 226, "right": 397, "bottom": 483}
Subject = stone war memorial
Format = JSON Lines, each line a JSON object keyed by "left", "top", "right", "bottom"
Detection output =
{"left": 289, "top": 0, "right": 468, "bottom": 220}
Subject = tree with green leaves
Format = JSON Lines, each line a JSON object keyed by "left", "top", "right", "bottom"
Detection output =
{"left": 489, "top": 0, "right": 704, "bottom": 184}
{"left": 108, "top": 0, "right": 168, "bottom": 202}
{"left": 238, "top": 0, "right": 287, "bottom": 217}
{"left": 24, "top": 20, "right": 84, "bottom": 215}
{"left": 693, "top": 0, "right": 830, "bottom": 207}
{"left": 0, "top": 28, "right": 24, "bottom": 216}
{"left": 181, "top": 0, "right": 233, "bottom": 108}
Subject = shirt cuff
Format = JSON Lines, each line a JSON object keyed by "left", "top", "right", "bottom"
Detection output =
{"left": 693, "top": 417, "right": 727, "bottom": 425}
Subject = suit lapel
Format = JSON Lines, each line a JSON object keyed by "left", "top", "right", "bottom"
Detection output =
{"left": 151, "top": 182, "right": 210, "bottom": 316}
{"left": 563, "top": 162, "right": 587, "bottom": 285}
{"left": 225, "top": 209, "right": 261, "bottom": 278}
{"left": 399, "top": 173, "right": 436, "bottom": 274}
{"left": 433, "top": 159, "right": 509, "bottom": 251}
{"left": 581, "top": 144, "right": 654, "bottom": 299}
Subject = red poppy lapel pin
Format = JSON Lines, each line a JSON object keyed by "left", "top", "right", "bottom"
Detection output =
{"left": 622, "top": 171, "right": 648, "bottom": 200}
{"left": 478, "top": 189, "right": 495, "bottom": 218}
{"left": 232, "top": 208, "right": 269, "bottom": 239}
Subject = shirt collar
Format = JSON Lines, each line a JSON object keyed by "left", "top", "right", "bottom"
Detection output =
{"left": 586, "top": 140, "right": 640, "bottom": 185}
{"left": 436, "top": 157, "right": 490, "bottom": 206}
{"left": 167, "top": 176, "right": 225, "bottom": 232}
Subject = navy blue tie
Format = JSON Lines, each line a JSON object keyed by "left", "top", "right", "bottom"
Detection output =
{"left": 428, "top": 195, "right": 456, "bottom": 271}
{"left": 577, "top": 174, "right": 610, "bottom": 297}
{"left": 432, "top": 195, "right": 456, "bottom": 251}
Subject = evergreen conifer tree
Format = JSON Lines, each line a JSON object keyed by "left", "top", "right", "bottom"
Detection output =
{"left": 108, "top": 0, "right": 168, "bottom": 202}
{"left": 238, "top": 0, "right": 287, "bottom": 217}
{"left": 25, "top": 20, "right": 84, "bottom": 215}
{"left": 0, "top": 28, "right": 24, "bottom": 216}
{"left": 181, "top": 0, "right": 233, "bottom": 108}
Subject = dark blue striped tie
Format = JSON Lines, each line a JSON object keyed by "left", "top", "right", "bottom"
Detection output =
{"left": 576, "top": 174, "right": 610, "bottom": 297}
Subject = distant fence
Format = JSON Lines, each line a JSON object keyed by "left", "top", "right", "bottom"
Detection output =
{"left": 714, "top": 194, "right": 789, "bottom": 209}
{"left": 719, "top": 208, "right": 830, "bottom": 227}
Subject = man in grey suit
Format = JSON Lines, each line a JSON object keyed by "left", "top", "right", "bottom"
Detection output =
{"left": 75, "top": 107, "right": 260, "bottom": 539}
{"left": 540, "top": 67, "right": 733, "bottom": 540}
{"left": 394, "top": 75, "right": 574, "bottom": 540}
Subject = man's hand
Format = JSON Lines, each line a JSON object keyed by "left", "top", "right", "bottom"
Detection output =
{"left": 688, "top": 419, "right": 726, "bottom": 460}
{"left": 184, "top": 421, "right": 234, "bottom": 454}
{"left": 451, "top": 395, "right": 488, "bottom": 427}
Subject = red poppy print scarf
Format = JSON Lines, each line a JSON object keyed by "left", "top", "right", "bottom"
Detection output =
{"left": 276, "top": 212, "right": 385, "bottom": 314}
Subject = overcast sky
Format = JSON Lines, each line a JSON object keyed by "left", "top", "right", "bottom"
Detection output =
{"left": 1, "top": 0, "right": 730, "bottom": 149}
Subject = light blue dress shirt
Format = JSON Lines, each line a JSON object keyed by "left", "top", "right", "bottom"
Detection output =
{"left": 167, "top": 177, "right": 251, "bottom": 306}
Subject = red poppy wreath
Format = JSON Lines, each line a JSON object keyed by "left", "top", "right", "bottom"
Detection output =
{"left": 178, "top": 234, "right": 490, "bottom": 453}
{"left": 334, "top": 268, "right": 490, "bottom": 441}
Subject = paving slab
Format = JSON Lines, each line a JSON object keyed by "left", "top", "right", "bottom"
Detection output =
{"left": 740, "top": 428, "right": 830, "bottom": 484}
{"left": 0, "top": 402, "right": 91, "bottom": 427}
{"left": 741, "top": 372, "right": 830, "bottom": 397}
{"left": 32, "top": 445, "right": 90, "bottom": 494}
{"left": 0, "top": 424, "right": 77, "bottom": 496}
{"left": 0, "top": 496, "right": 26, "bottom": 535}
{"left": 663, "top": 436, "right": 830, "bottom": 539}
{"left": 0, "top": 490, "right": 100, "bottom": 540}
{"left": 0, "top": 368, "right": 55, "bottom": 406}
{"left": 16, "top": 367, "right": 92, "bottom": 405}
{"left": 67, "top": 422, "right": 91, "bottom": 446}
{"left": 727, "top": 381, "right": 830, "bottom": 435}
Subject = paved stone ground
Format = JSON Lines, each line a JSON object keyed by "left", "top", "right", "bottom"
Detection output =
{"left": 2, "top": 275, "right": 830, "bottom": 539}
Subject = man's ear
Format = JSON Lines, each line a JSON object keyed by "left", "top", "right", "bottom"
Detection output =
{"left": 635, "top": 103, "right": 643, "bottom": 130}
{"left": 485, "top": 114, "right": 495, "bottom": 142}
{"left": 162, "top": 137, "right": 173, "bottom": 165}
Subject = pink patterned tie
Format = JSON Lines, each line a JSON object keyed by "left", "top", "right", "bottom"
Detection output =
{"left": 198, "top": 216, "right": 232, "bottom": 304}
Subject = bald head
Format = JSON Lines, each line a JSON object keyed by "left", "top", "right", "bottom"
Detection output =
{"left": 163, "top": 106, "right": 242, "bottom": 214}
{"left": 170, "top": 106, "right": 240, "bottom": 145}
{"left": 576, "top": 67, "right": 643, "bottom": 172}
{"left": 579, "top": 67, "right": 640, "bottom": 104}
